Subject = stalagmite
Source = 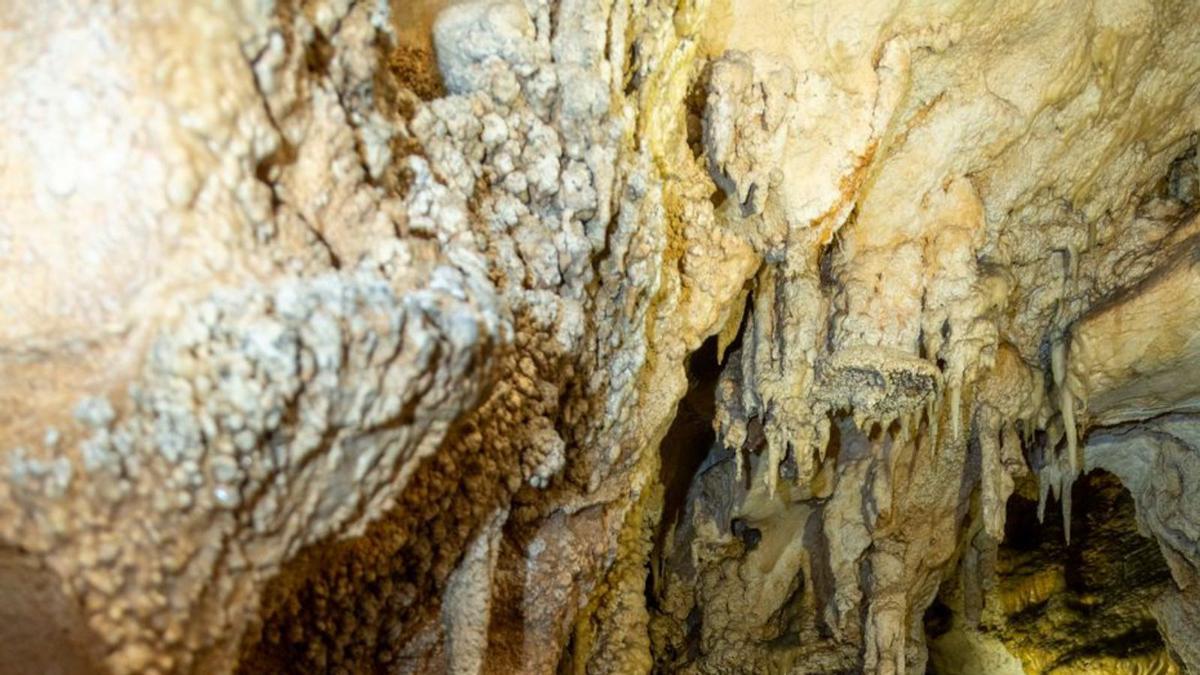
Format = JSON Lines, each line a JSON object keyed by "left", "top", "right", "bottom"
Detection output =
{"left": 949, "top": 384, "right": 962, "bottom": 442}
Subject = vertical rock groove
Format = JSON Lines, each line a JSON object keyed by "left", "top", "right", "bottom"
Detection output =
{"left": 1, "top": 0, "right": 1200, "bottom": 673}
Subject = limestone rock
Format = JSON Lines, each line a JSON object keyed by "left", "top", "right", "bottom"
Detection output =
{"left": 2, "top": 0, "right": 1200, "bottom": 673}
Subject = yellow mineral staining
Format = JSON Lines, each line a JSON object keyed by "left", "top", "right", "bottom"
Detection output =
{"left": 6, "top": 0, "right": 1200, "bottom": 672}
{"left": 997, "top": 566, "right": 1066, "bottom": 616}
{"left": 1012, "top": 648, "right": 1181, "bottom": 675}
{"left": 983, "top": 473, "right": 1182, "bottom": 675}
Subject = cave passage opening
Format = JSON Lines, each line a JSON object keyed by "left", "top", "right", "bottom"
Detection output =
{"left": 927, "top": 468, "right": 1177, "bottom": 674}
{"left": 648, "top": 333, "right": 724, "bottom": 611}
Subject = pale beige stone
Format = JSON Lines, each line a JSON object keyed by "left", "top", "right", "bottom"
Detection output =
{"left": 1, "top": 0, "right": 1199, "bottom": 673}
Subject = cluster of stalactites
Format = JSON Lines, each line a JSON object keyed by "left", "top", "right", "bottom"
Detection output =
{"left": 697, "top": 43, "right": 1091, "bottom": 536}
{"left": 714, "top": 300, "right": 1094, "bottom": 557}
{"left": 1027, "top": 335, "right": 1087, "bottom": 543}
{"left": 719, "top": 321, "right": 1091, "bottom": 550}
{"left": 719, "top": 334, "right": 950, "bottom": 499}
{"left": 958, "top": 336, "right": 1092, "bottom": 546}
{"left": 963, "top": 333, "right": 1094, "bottom": 545}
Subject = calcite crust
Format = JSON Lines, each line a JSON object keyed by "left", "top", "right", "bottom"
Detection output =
{"left": 2, "top": 0, "right": 1200, "bottom": 673}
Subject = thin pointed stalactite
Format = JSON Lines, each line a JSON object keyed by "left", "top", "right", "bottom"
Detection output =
{"left": 1, "top": 1, "right": 1199, "bottom": 674}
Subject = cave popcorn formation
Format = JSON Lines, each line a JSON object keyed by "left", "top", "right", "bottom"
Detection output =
{"left": 1, "top": 0, "right": 1200, "bottom": 673}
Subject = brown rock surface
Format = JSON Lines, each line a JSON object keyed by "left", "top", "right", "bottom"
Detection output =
{"left": 1, "top": 1, "right": 1200, "bottom": 673}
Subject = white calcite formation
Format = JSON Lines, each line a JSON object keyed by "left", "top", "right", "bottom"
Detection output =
{"left": 1, "top": 0, "right": 1200, "bottom": 673}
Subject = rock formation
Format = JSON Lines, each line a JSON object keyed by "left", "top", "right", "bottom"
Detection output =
{"left": 1, "top": 0, "right": 1199, "bottom": 673}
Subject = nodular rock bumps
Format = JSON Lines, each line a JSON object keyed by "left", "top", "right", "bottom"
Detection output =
{"left": 2, "top": 0, "right": 1200, "bottom": 673}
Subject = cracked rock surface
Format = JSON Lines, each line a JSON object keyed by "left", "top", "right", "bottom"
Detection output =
{"left": 2, "top": 0, "right": 1200, "bottom": 673}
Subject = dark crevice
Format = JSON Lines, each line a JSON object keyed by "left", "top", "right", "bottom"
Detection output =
{"left": 303, "top": 31, "right": 334, "bottom": 78}
{"left": 927, "top": 469, "right": 1177, "bottom": 673}
{"left": 923, "top": 596, "right": 953, "bottom": 642}
{"left": 651, "top": 335, "right": 722, "bottom": 577}
{"left": 1164, "top": 139, "right": 1198, "bottom": 205}
{"left": 685, "top": 62, "right": 711, "bottom": 164}
{"left": 623, "top": 41, "right": 641, "bottom": 99}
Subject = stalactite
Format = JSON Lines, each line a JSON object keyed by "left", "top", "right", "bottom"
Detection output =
{"left": 4, "top": 1, "right": 1200, "bottom": 673}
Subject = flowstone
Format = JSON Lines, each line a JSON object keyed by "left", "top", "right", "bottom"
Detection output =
{"left": 2, "top": 0, "right": 1200, "bottom": 673}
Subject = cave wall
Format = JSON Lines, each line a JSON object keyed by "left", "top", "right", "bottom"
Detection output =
{"left": 1, "top": 0, "right": 1199, "bottom": 673}
{"left": 931, "top": 469, "right": 1179, "bottom": 674}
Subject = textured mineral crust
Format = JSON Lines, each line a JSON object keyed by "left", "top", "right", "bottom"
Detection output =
{"left": 2, "top": 0, "right": 1200, "bottom": 673}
